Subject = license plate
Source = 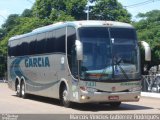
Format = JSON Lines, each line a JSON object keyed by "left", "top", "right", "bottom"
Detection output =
{"left": 108, "top": 96, "right": 119, "bottom": 100}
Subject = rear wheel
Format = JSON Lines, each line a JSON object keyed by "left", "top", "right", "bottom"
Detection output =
{"left": 60, "top": 85, "right": 72, "bottom": 107}
{"left": 16, "top": 82, "right": 21, "bottom": 97}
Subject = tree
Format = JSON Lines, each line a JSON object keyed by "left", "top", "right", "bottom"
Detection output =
{"left": 49, "top": 9, "right": 74, "bottom": 21}
{"left": 134, "top": 10, "right": 160, "bottom": 74}
{"left": 2, "top": 14, "right": 19, "bottom": 32}
{"left": 32, "top": 0, "right": 52, "bottom": 19}
{"left": 0, "top": 29, "right": 6, "bottom": 41}
{"left": 90, "top": 0, "right": 131, "bottom": 23}
{"left": 21, "top": 9, "right": 33, "bottom": 17}
{"left": 32, "top": 0, "right": 87, "bottom": 20}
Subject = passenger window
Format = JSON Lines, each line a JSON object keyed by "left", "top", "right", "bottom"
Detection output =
{"left": 36, "top": 33, "right": 46, "bottom": 54}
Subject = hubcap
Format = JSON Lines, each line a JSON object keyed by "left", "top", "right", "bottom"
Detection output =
{"left": 17, "top": 84, "right": 20, "bottom": 94}
{"left": 22, "top": 84, "right": 25, "bottom": 96}
{"left": 63, "top": 89, "right": 68, "bottom": 102}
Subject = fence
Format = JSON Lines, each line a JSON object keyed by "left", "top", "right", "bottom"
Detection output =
{"left": 142, "top": 75, "right": 160, "bottom": 93}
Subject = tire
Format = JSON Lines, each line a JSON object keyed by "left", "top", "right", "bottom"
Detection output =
{"left": 110, "top": 102, "right": 121, "bottom": 108}
{"left": 21, "top": 81, "right": 27, "bottom": 99}
{"left": 16, "top": 82, "right": 21, "bottom": 97}
{"left": 60, "top": 85, "right": 72, "bottom": 107}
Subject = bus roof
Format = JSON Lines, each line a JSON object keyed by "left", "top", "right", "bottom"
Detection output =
{"left": 9, "top": 20, "right": 134, "bottom": 41}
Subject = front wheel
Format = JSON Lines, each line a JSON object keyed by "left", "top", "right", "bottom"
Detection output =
{"left": 60, "top": 85, "right": 72, "bottom": 107}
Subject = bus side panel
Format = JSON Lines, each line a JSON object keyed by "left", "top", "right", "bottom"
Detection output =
{"left": 8, "top": 53, "right": 73, "bottom": 99}
{"left": 8, "top": 57, "right": 17, "bottom": 91}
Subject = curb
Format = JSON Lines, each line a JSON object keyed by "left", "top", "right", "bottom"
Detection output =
{"left": 141, "top": 92, "right": 160, "bottom": 99}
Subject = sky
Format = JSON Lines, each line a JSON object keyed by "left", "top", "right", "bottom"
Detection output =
{"left": 0, "top": 0, "right": 160, "bottom": 28}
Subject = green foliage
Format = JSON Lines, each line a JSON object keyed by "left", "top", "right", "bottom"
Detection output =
{"left": 2, "top": 14, "right": 19, "bottom": 32}
{"left": 32, "top": 0, "right": 87, "bottom": 20}
{"left": 21, "top": 9, "right": 33, "bottom": 17}
{"left": 90, "top": 0, "right": 131, "bottom": 22}
{"left": 49, "top": 10, "right": 74, "bottom": 21}
{"left": 134, "top": 10, "right": 160, "bottom": 74}
{"left": 32, "top": 0, "right": 52, "bottom": 19}
{"left": 0, "top": 28, "right": 6, "bottom": 41}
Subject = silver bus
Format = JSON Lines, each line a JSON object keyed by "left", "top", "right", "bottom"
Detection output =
{"left": 8, "top": 21, "right": 151, "bottom": 107}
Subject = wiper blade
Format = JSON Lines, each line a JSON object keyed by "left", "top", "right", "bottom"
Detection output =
{"left": 116, "top": 63, "right": 129, "bottom": 79}
{"left": 114, "top": 57, "right": 129, "bottom": 79}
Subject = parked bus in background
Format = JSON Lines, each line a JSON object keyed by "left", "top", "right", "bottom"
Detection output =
{"left": 8, "top": 21, "right": 151, "bottom": 107}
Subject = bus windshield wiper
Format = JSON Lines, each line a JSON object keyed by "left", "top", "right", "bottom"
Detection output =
{"left": 114, "top": 57, "right": 129, "bottom": 80}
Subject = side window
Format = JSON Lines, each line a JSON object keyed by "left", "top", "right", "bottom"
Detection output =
{"left": 18, "top": 38, "right": 29, "bottom": 56}
{"left": 8, "top": 41, "right": 15, "bottom": 57}
{"left": 67, "top": 27, "right": 77, "bottom": 78}
{"left": 21, "top": 41, "right": 29, "bottom": 56}
{"left": 46, "top": 31, "right": 55, "bottom": 53}
{"left": 67, "top": 27, "right": 76, "bottom": 55}
{"left": 45, "top": 28, "right": 66, "bottom": 54}
{"left": 55, "top": 28, "right": 66, "bottom": 53}
{"left": 29, "top": 35, "right": 37, "bottom": 55}
{"left": 17, "top": 41, "right": 23, "bottom": 56}
{"left": 13, "top": 40, "right": 19, "bottom": 56}
{"left": 22, "top": 37, "right": 29, "bottom": 56}
{"left": 36, "top": 33, "right": 46, "bottom": 54}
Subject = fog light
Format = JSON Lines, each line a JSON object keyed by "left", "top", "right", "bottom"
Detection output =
{"left": 81, "top": 95, "right": 86, "bottom": 99}
{"left": 81, "top": 95, "right": 90, "bottom": 100}
{"left": 135, "top": 95, "right": 140, "bottom": 99}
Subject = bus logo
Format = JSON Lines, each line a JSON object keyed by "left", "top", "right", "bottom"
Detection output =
{"left": 25, "top": 57, "right": 50, "bottom": 68}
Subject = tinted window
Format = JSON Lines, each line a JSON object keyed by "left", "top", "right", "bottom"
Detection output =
{"left": 46, "top": 31, "right": 55, "bottom": 53}
{"left": 67, "top": 27, "right": 76, "bottom": 55}
{"left": 67, "top": 27, "right": 77, "bottom": 78}
{"left": 36, "top": 33, "right": 46, "bottom": 54}
{"left": 55, "top": 28, "right": 66, "bottom": 53}
{"left": 79, "top": 27, "right": 109, "bottom": 40}
{"left": 9, "top": 40, "right": 19, "bottom": 56}
{"left": 110, "top": 28, "right": 137, "bottom": 44}
{"left": 45, "top": 28, "right": 66, "bottom": 53}
{"left": 21, "top": 41, "right": 29, "bottom": 56}
{"left": 28, "top": 35, "right": 37, "bottom": 55}
{"left": 9, "top": 27, "right": 66, "bottom": 56}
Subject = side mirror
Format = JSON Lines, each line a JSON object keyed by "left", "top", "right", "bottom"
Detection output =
{"left": 75, "top": 40, "right": 83, "bottom": 60}
{"left": 140, "top": 41, "right": 151, "bottom": 61}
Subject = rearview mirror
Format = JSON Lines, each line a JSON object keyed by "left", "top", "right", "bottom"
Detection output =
{"left": 75, "top": 40, "right": 83, "bottom": 61}
{"left": 140, "top": 41, "right": 151, "bottom": 61}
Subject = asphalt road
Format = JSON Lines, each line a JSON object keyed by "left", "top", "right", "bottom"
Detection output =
{"left": 0, "top": 83, "right": 160, "bottom": 114}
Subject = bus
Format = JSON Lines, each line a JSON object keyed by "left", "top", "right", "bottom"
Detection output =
{"left": 8, "top": 20, "right": 151, "bottom": 107}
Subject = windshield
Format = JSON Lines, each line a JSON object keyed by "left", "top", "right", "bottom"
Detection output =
{"left": 78, "top": 27, "right": 140, "bottom": 81}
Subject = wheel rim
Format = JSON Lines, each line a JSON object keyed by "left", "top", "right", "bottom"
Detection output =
{"left": 21, "top": 83, "right": 25, "bottom": 96}
{"left": 16, "top": 84, "right": 20, "bottom": 95}
{"left": 63, "top": 89, "right": 68, "bottom": 103}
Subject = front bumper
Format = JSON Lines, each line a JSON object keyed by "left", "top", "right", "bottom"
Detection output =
{"left": 78, "top": 91, "right": 140, "bottom": 103}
